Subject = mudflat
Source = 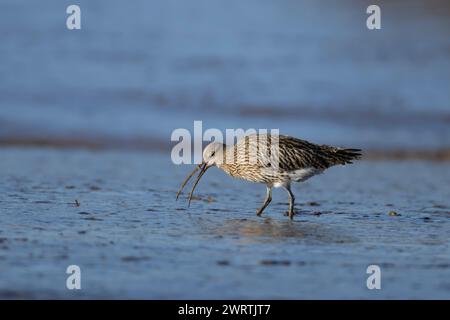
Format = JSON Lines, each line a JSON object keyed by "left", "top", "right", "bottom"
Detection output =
{"left": 0, "top": 148, "right": 448, "bottom": 299}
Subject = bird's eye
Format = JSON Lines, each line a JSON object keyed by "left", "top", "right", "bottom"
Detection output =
{"left": 211, "top": 151, "right": 215, "bottom": 157}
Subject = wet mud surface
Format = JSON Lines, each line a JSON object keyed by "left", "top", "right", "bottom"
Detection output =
{"left": 0, "top": 148, "right": 449, "bottom": 299}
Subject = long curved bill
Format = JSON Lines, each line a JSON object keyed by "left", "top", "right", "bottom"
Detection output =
{"left": 176, "top": 164, "right": 201, "bottom": 200}
{"left": 187, "top": 162, "right": 209, "bottom": 207}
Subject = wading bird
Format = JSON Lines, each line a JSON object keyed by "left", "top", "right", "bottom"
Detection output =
{"left": 176, "top": 134, "right": 361, "bottom": 220}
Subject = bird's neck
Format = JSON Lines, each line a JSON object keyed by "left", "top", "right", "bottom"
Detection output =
{"left": 216, "top": 145, "right": 237, "bottom": 174}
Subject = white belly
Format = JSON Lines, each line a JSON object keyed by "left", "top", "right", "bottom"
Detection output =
{"left": 288, "top": 167, "right": 322, "bottom": 183}
{"left": 261, "top": 167, "right": 323, "bottom": 188}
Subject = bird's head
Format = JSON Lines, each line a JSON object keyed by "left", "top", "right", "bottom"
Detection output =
{"left": 176, "top": 142, "right": 226, "bottom": 206}
{"left": 202, "top": 142, "right": 226, "bottom": 167}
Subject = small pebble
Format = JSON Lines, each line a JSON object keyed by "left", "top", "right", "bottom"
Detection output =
{"left": 81, "top": 216, "right": 103, "bottom": 221}
{"left": 388, "top": 211, "right": 400, "bottom": 216}
{"left": 260, "top": 260, "right": 291, "bottom": 266}
{"left": 216, "top": 260, "right": 230, "bottom": 266}
{"left": 121, "top": 256, "right": 150, "bottom": 262}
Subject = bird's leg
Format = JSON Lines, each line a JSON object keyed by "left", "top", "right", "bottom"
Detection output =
{"left": 283, "top": 185, "right": 295, "bottom": 220}
{"left": 256, "top": 186, "right": 272, "bottom": 216}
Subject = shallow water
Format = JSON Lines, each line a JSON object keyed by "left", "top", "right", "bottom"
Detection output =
{"left": 0, "top": 148, "right": 449, "bottom": 299}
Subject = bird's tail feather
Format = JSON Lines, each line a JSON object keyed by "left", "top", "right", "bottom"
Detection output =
{"left": 326, "top": 147, "right": 362, "bottom": 166}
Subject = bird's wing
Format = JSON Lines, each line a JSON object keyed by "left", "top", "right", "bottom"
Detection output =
{"left": 233, "top": 134, "right": 360, "bottom": 171}
{"left": 278, "top": 135, "right": 361, "bottom": 170}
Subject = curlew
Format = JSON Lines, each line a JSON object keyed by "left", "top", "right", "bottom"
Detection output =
{"left": 176, "top": 133, "right": 361, "bottom": 220}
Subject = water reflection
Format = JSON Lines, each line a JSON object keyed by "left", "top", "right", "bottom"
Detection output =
{"left": 203, "top": 217, "right": 356, "bottom": 244}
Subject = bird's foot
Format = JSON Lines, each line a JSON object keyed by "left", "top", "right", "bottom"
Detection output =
{"left": 256, "top": 209, "right": 264, "bottom": 217}
{"left": 283, "top": 210, "right": 296, "bottom": 220}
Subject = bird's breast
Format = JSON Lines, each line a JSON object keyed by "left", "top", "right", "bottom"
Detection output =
{"left": 218, "top": 163, "right": 268, "bottom": 183}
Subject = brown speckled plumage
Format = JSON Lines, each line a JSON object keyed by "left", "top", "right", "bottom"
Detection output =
{"left": 177, "top": 133, "right": 361, "bottom": 220}
{"left": 218, "top": 134, "right": 360, "bottom": 184}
